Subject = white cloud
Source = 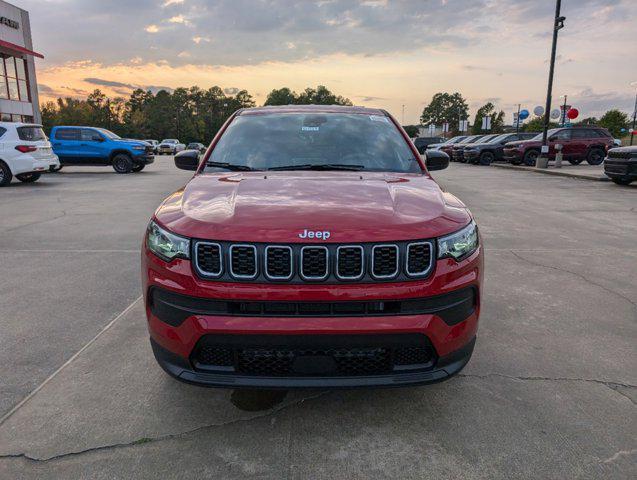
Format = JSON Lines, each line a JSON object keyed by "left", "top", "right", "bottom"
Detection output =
{"left": 163, "top": 0, "right": 185, "bottom": 6}
{"left": 192, "top": 36, "right": 210, "bottom": 44}
{"left": 145, "top": 24, "right": 159, "bottom": 33}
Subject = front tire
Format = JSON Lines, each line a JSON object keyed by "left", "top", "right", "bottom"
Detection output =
{"left": 523, "top": 149, "right": 539, "bottom": 166}
{"left": 132, "top": 164, "right": 145, "bottom": 172}
{"left": 586, "top": 148, "right": 605, "bottom": 166}
{"left": 112, "top": 154, "right": 133, "bottom": 174}
{"left": 16, "top": 172, "right": 41, "bottom": 183}
{"left": 568, "top": 158, "right": 584, "bottom": 165}
{"left": 479, "top": 151, "right": 495, "bottom": 166}
{"left": 0, "top": 162, "right": 13, "bottom": 186}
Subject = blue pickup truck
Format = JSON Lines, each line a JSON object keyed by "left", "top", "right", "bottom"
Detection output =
{"left": 50, "top": 126, "right": 154, "bottom": 173}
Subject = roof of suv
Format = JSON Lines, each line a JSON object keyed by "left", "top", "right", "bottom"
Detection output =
{"left": 239, "top": 105, "right": 387, "bottom": 116}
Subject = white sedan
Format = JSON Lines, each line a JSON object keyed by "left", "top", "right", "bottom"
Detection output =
{"left": 0, "top": 122, "right": 60, "bottom": 186}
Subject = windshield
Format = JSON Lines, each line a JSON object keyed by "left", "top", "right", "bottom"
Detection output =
{"left": 478, "top": 134, "right": 499, "bottom": 143}
{"left": 487, "top": 134, "right": 510, "bottom": 144}
{"left": 97, "top": 128, "right": 121, "bottom": 140}
{"left": 459, "top": 135, "right": 483, "bottom": 144}
{"left": 445, "top": 136, "right": 466, "bottom": 144}
{"left": 206, "top": 113, "right": 421, "bottom": 173}
{"left": 530, "top": 129, "right": 558, "bottom": 141}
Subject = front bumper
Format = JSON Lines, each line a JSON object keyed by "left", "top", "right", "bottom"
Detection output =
{"left": 503, "top": 149, "right": 523, "bottom": 162}
{"left": 151, "top": 335, "right": 476, "bottom": 388}
{"left": 142, "top": 244, "right": 482, "bottom": 388}
{"left": 463, "top": 150, "right": 479, "bottom": 161}
{"left": 133, "top": 153, "right": 155, "bottom": 165}
{"left": 604, "top": 157, "right": 637, "bottom": 180}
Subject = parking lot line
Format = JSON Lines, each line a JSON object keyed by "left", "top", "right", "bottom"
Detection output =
{"left": 0, "top": 295, "right": 142, "bottom": 426}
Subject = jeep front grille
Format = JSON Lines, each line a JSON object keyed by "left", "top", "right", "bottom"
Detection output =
{"left": 193, "top": 240, "right": 434, "bottom": 283}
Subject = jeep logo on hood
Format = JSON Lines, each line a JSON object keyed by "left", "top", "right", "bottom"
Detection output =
{"left": 298, "top": 229, "right": 331, "bottom": 240}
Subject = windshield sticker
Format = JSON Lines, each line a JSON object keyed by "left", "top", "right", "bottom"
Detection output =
{"left": 301, "top": 126, "right": 320, "bottom": 132}
{"left": 370, "top": 115, "right": 389, "bottom": 123}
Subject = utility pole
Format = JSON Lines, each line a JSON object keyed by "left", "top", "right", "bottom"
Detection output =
{"left": 538, "top": 0, "right": 565, "bottom": 168}
{"left": 631, "top": 81, "right": 637, "bottom": 146}
{"left": 402, "top": 104, "right": 405, "bottom": 125}
{"left": 516, "top": 104, "right": 521, "bottom": 135}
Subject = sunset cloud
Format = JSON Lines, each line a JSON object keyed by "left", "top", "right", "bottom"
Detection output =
{"left": 18, "top": 0, "right": 637, "bottom": 122}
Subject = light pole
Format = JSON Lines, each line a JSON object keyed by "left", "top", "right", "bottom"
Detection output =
{"left": 560, "top": 94, "right": 568, "bottom": 127}
{"left": 630, "top": 81, "right": 637, "bottom": 146}
{"left": 516, "top": 104, "right": 521, "bottom": 135}
{"left": 538, "top": 0, "right": 565, "bottom": 169}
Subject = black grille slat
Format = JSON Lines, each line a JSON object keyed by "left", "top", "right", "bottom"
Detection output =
{"left": 230, "top": 245, "right": 257, "bottom": 278}
{"left": 301, "top": 247, "right": 328, "bottom": 280}
{"left": 266, "top": 247, "right": 292, "bottom": 279}
{"left": 372, "top": 245, "right": 398, "bottom": 278}
{"left": 407, "top": 242, "right": 432, "bottom": 276}
{"left": 337, "top": 247, "right": 363, "bottom": 279}
{"left": 196, "top": 243, "right": 222, "bottom": 276}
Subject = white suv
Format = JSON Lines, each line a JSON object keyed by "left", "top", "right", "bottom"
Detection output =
{"left": 158, "top": 139, "right": 185, "bottom": 155}
{"left": 0, "top": 122, "right": 60, "bottom": 186}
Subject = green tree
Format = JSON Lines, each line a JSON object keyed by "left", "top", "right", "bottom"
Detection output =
{"left": 420, "top": 92, "right": 468, "bottom": 135}
{"left": 598, "top": 109, "right": 629, "bottom": 138}
{"left": 402, "top": 125, "right": 420, "bottom": 137}
{"left": 264, "top": 87, "right": 297, "bottom": 106}
{"left": 296, "top": 85, "right": 352, "bottom": 105}
{"left": 471, "top": 102, "right": 505, "bottom": 134}
{"left": 576, "top": 116, "right": 598, "bottom": 126}
{"left": 522, "top": 116, "right": 558, "bottom": 133}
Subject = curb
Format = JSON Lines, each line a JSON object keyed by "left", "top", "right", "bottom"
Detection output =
{"left": 490, "top": 163, "right": 609, "bottom": 182}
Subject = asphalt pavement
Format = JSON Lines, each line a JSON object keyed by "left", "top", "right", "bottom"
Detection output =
{"left": 0, "top": 159, "right": 635, "bottom": 479}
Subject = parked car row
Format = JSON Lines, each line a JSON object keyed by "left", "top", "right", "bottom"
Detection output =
{"left": 421, "top": 126, "right": 615, "bottom": 168}
{"left": 0, "top": 121, "right": 210, "bottom": 186}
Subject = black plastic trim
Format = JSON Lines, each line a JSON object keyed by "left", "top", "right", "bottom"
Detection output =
{"left": 148, "top": 286, "right": 477, "bottom": 327}
{"left": 150, "top": 336, "right": 476, "bottom": 389}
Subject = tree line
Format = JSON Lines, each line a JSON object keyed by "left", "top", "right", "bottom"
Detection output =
{"left": 41, "top": 85, "right": 631, "bottom": 143}
{"left": 41, "top": 85, "right": 352, "bottom": 144}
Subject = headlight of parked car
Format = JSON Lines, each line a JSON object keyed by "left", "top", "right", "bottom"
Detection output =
{"left": 146, "top": 220, "right": 190, "bottom": 262}
{"left": 437, "top": 221, "right": 479, "bottom": 261}
{"left": 132, "top": 145, "right": 145, "bottom": 150}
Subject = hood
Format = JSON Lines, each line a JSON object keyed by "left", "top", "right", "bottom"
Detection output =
{"left": 155, "top": 171, "right": 472, "bottom": 243}
{"left": 609, "top": 145, "right": 637, "bottom": 154}
{"left": 116, "top": 139, "right": 147, "bottom": 147}
{"left": 427, "top": 143, "right": 446, "bottom": 149}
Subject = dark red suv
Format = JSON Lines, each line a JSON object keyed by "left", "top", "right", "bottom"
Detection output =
{"left": 142, "top": 105, "right": 482, "bottom": 389}
{"left": 503, "top": 127, "right": 613, "bottom": 166}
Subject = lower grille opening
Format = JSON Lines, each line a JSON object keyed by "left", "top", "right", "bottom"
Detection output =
{"left": 191, "top": 334, "right": 436, "bottom": 377}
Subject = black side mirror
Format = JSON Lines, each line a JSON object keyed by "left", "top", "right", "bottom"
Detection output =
{"left": 174, "top": 150, "right": 200, "bottom": 171}
{"left": 424, "top": 150, "right": 449, "bottom": 171}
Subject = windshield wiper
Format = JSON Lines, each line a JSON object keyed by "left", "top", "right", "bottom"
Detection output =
{"left": 268, "top": 163, "right": 365, "bottom": 171}
{"left": 205, "top": 161, "right": 257, "bottom": 171}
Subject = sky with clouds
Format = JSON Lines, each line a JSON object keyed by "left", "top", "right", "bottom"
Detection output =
{"left": 18, "top": 0, "right": 637, "bottom": 124}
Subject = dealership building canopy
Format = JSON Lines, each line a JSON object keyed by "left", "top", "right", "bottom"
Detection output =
{"left": 0, "top": 0, "right": 42, "bottom": 123}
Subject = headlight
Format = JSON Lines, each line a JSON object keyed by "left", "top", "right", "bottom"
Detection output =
{"left": 132, "top": 145, "right": 145, "bottom": 150}
{"left": 437, "top": 221, "right": 479, "bottom": 261}
{"left": 146, "top": 220, "right": 190, "bottom": 262}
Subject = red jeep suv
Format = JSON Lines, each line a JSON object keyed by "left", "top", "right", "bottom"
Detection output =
{"left": 503, "top": 126, "right": 613, "bottom": 166}
{"left": 142, "top": 105, "right": 483, "bottom": 388}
